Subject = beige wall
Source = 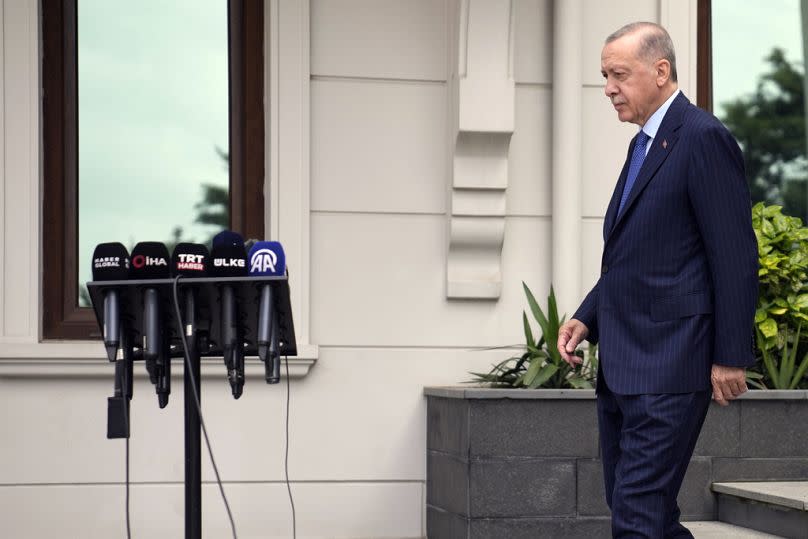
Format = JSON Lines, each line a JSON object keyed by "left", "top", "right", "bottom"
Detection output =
{"left": 0, "top": 0, "right": 697, "bottom": 537}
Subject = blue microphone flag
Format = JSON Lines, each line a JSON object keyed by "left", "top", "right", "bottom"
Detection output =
{"left": 248, "top": 241, "right": 286, "bottom": 276}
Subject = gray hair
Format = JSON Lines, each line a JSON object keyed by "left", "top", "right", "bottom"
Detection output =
{"left": 606, "top": 22, "right": 678, "bottom": 82}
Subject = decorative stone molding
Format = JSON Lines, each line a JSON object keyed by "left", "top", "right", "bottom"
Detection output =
{"left": 0, "top": 354, "right": 317, "bottom": 379}
{"left": 551, "top": 0, "right": 583, "bottom": 317}
{"left": 266, "top": 0, "right": 319, "bottom": 366}
{"left": 446, "top": 0, "right": 515, "bottom": 300}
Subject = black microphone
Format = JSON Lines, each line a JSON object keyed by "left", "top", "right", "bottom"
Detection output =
{"left": 130, "top": 241, "right": 171, "bottom": 407}
{"left": 213, "top": 230, "right": 245, "bottom": 248}
{"left": 171, "top": 243, "right": 210, "bottom": 278}
{"left": 210, "top": 231, "right": 248, "bottom": 398}
{"left": 91, "top": 243, "right": 130, "bottom": 362}
{"left": 171, "top": 242, "right": 210, "bottom": 376}
{"left": 248, "top": 241, "right": 286, "bottom": 384}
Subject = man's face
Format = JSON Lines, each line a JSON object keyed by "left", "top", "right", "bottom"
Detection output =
{"left": 600, "top": 33, "right": 660, "bottom": 126}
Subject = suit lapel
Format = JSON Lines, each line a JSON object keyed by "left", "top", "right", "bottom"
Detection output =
{"left": 605, "top": 93, "right": 688, "bottom": 244}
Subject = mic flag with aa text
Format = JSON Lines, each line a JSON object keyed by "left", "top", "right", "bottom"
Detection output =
{"left": 91, "top": 242, "right": 130, "bottom": 362}
{"left": 248, "top": 241, "right": 286, "bottom": 276}
{"left": 248, "top": 241, "right": 286, "bottom": 383}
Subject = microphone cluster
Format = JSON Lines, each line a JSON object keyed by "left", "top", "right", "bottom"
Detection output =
{"left": 90, "top": 231, "right": 288, "bottom": 408}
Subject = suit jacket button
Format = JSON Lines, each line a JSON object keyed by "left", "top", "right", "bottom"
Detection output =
{"left": 601, "top": 264, "right": 609, "bottom": 274}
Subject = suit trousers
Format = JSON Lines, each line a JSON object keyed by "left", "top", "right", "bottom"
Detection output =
{"left": 597, "top": 383, "right": 711, "bottom": 539}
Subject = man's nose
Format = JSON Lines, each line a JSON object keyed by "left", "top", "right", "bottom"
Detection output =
{"left": 604, "top": 80, "right": 616, "bottom": 97}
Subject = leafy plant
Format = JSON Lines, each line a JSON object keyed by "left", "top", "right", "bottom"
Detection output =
{"left": 756, "top": 325, "right": 808, "bottom": 389}
{"left": 469, "top": 283, "right": 597, "bottom": 389}
{"left": 751, "top": 202, "right": 808, "bottom": 388}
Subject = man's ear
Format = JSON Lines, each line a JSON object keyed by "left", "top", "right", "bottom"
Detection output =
{"left": 655, "top": 59, "right": 671, "bottom": 87}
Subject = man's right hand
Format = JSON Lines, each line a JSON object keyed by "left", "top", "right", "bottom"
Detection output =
{"left": 557, "top": 319, "right": 589, "bottom": 366}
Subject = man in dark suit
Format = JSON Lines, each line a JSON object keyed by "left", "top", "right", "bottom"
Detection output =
{"left": 557, "top": 22, "right": 758, "bottom": 538}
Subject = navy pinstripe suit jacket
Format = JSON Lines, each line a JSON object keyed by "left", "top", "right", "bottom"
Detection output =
{"left": 574, "top": 92, "right": 759, "bottom": 395}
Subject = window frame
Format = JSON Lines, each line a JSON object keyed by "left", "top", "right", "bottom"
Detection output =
{"left": 697, "top": 0, "right": 712, "bottom": 111}
{"left": 41, "top": 0, "right": 265, "bottom": 340}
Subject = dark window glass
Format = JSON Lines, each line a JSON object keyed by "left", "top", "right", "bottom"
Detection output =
{"left": 77, "top": 0, "right": 230, "bottom": 307}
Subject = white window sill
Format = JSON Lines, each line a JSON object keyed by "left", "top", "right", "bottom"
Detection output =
{"left": 0, "top": 342, "right": 318, "bottom": 379}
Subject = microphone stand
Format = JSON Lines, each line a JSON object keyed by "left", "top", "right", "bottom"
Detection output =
{"left": 182, "top": 286, "right": 202, "bottom": 539}
{"left": 89, "top": 275, "right": 298, "bottom": 539}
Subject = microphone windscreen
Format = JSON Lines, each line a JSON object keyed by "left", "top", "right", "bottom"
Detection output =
{"left": 248, "top": 241, "right": 286, "bottom": 276}
{"left": 210, "top": 244, "right": 248, "bottom": 277}
{"left": 130, "top": 242, "right": 171, "bottom": 279}
{"left": 212, "top": 230, "right": 245, "bottom": 248}
{"left": 171, "top": 243, "right": 210, "bottom": 277}
{"left": 91, "top": 242, "right": 130, "bottom": 281}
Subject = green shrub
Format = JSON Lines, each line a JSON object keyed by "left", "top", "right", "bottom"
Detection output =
{"left": 751, "top": 202, "right": 808, "bottom": 388}
{"left": 469, "top": 283, "right": 597, "bottom": 389}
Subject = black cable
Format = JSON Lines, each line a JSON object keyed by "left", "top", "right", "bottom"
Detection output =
{"left": 171, "top": 276, "right": 238, "bottom": 539}
{"left": 123, "top": 394, "right": 131, "bottom": 539}
{"left": 284, "top": 356, "right": 296, "bottom": 538}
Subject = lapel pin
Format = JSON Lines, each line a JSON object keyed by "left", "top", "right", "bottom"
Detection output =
{"left": 662, "top": 139, "right": 668, "bottom": 149}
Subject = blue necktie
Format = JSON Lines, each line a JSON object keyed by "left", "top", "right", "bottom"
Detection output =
{"left": 617, "top": 130, "right": 649, "bottom": 216}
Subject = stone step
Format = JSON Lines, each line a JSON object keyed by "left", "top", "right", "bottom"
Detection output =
{"left": 713, "top": 481, "right": 808, "bottom": 539}
{"left": 683, "top": 521, "right": 785, "bottom": 538}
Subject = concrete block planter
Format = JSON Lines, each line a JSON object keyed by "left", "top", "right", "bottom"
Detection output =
{"left": 424, "top": 387, "right": 808, "bottom": 539}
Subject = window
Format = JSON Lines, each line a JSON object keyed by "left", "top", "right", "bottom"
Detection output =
{"left": 699, "top": 0, "right": 808, "bottom": 222}
{"left": 42, "top": 0, "right": 265, "bottom": 339}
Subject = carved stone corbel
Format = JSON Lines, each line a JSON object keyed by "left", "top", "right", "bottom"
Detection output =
{"left": 446, "top": 0, "right": 515, "bottom": 299}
